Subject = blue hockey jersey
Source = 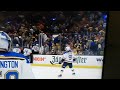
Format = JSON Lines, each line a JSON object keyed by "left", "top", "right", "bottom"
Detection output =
{"left": 0, "top": 52, "right": 29, "bottom": 63}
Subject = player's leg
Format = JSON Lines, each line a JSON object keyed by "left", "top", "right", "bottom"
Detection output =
{"left": 68, "top": 63, "right": 75, "bottom": 75}
{"left": 58, "top": 62, "right": 67, "bottom": 77}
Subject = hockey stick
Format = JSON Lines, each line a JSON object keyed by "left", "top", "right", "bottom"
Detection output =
{"left": 50, "top": 61, "right": 59, "bottom": 65}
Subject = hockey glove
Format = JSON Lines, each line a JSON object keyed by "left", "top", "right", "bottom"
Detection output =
{"left": 59, "top": 59, "right": 64, "bottom": 64}
{"left": 73, "top": 58, "right": 76, "bottom": 62}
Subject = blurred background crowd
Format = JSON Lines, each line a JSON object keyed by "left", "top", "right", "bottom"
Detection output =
{"left": 0, "top": 11, "right": 107, "bottom": 55}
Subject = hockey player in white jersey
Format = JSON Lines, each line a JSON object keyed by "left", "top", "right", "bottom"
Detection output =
{"left": 12, "top": 44, "right": 21, "bottom": 53}
{"left": 58, "top": 46, "right": 76, "bottom": 77}
{"left": 0, "top": 31, "right": 35, "bottom": 79}
{"left": 32, "top": 44, "right": 40, "bottom": 54}
{"left": 23, "top": 46, "right": 32, "bottom": 63}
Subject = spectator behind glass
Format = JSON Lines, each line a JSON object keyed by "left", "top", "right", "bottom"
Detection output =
{"left": 0, "top": 11, "right": 106, "bottom": 55}
{"left": 43, "top": 43, "right": 49, "bottom": 55}
{"left": 13, "top": 36, "right": 19, "bottom": 47}
{"left": 90, "top": 40, "right": 98, "bottom": 55}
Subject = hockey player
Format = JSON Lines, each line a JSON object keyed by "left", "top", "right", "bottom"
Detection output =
{"left": 32, "top": 44, "right": 40, "bottom": 54}
{"left": 23, "top": 46, "right": 32, "bottom": 63}
{"left": 0, "top": 31, "right": 35, "bottom": 79}
{"left": 12, "top": 44, "right": 21, "bottom": 53}
{"left": 58, "top": 46, "right": 76, "bottom": 77}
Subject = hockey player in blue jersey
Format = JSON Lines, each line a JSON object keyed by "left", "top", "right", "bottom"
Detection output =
{"left": 0, "top": 31, "right": 29, "bottom": 63}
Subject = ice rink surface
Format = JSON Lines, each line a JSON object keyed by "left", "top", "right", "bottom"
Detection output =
{"left": 31, "top": 66, "right": 103, "bottom": 79}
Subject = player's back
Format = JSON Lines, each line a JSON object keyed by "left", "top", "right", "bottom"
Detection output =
{"left": 0, "top": 56, "right": 35, "bottom": 79}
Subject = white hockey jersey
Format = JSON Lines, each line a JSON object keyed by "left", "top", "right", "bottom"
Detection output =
{"left": 32, "top": 46, "right": 39, "bottom": 52}
{"left": 12, "top": 48, "right": 21, "bottom": 53}
{"left": 62, "top": 50, "right": 75, "bottom": 63}
{"left": 0, "top": 56, "right": 35, "bottom": 79}
{"left": 23, "top": 48, "right": 32, "bottom": 56}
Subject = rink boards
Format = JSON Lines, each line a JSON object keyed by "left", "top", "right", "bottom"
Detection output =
{"left": 31, "top": 64, "right": 102, "bottom": 68}
{"left": 31, "top": 55, "right": 103, "bottom": 69}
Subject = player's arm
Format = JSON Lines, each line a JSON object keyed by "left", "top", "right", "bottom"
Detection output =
{"left": 59, "top": 58, "right": 65, "bottom": 64}
{"left": 59, "top": 54, "right": 66, "bottom": 64}
{"left": 21, "top": 60, "right": 35, "bottom": 79}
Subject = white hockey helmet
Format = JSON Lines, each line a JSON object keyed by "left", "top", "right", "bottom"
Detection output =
{"left": 65, "top": 46, "right": 71, "bottom": 51}
{"left": 16, "top": 44, "right": 19, "bottom": 47}
{"left": 36, "top": 44, "right": 39, "bottom": 46}
{"left": 0, "top": 31, "right": 11, "bottom": 51}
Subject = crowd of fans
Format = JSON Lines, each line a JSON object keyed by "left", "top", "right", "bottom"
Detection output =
{"left": 0, "top": 11, "right": 107, "bottom": 55}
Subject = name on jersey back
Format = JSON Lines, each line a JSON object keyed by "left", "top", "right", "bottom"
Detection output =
{"left": 0, "top": 61, "right": 18, "bottom": 68}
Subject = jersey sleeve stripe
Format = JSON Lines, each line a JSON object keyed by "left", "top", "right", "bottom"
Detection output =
{"left": 0, "top": 56, "right": 25, "bottom": 60}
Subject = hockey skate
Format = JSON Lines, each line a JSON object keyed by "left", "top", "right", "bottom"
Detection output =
{"left": 58, "top": 74, "right": 62, "bottom": 77}
{"left": 72, "top": 73, "right": 75, "bottom": 75}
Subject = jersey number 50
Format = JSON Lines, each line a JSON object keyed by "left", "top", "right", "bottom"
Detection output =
{"left": 4, "top": 70, "right": 19, "bottom": 79}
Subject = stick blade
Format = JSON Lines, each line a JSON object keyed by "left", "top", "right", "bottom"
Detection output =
{"left": 50, "top": 61, "right": 54, "bottom": 65}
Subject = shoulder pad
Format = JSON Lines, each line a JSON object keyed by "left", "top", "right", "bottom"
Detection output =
{"left": 0, "top": 56, "right": 25, "bottom": 60}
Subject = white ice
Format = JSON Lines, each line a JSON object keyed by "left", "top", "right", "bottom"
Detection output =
{"left": 31, "top": 66, "right": 103, "bottom": 79}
